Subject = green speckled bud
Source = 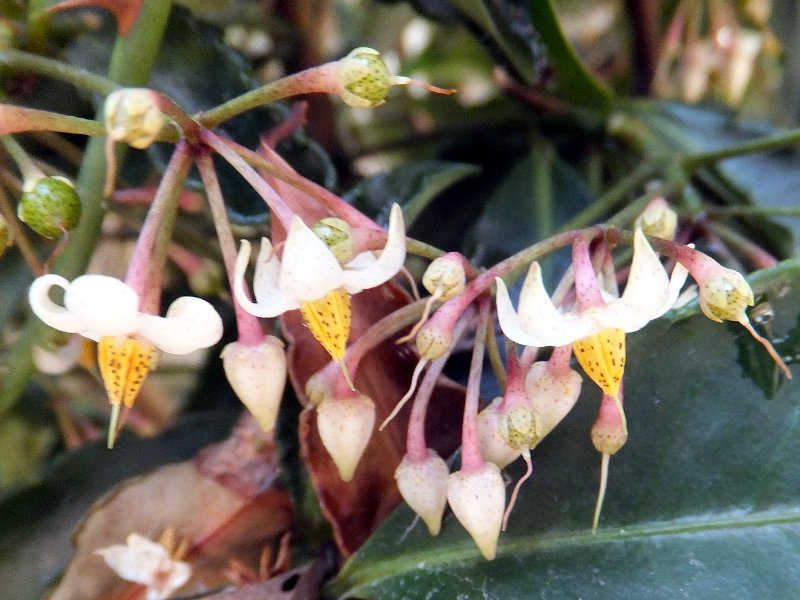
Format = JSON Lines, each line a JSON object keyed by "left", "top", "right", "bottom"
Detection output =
{"left": 312, "top": 217, "right": 356, "bottom": 263}
{"left": 337, "top": 47, "right": 392, "bottom": 108}
{"left": 498, "top": 406, "right": 542, "bottom": 450}
{"left": 18, "top": 176, "right": 81, "bottom": 239}
{"left": 699, "top": 269, "right": 754, "bottom": 323}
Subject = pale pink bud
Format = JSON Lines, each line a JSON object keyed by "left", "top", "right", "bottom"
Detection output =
{"left": 221, "top": 337, "right": 287, "bottom": 433}
{"left": 477, "top": 398, "right": 521, "bottom": 468}
{"left": 395, "top": 450, "right": 449, "bottom": 536}
{"left": 524, "top": 361, "right": 583, "bottom": 437}
{"left": 447, "top": 463, "right": 505, "bottom": 560}
{"left": 317, "top": 393, "right": 375, "bottom": 481}
{"left": 104, "top": 88, "right": 164, "bottom": 149}
{"left": 634, "top": 197, "right": 678, "bottom": 240}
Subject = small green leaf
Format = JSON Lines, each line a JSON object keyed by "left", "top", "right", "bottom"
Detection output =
{"left": 328, "top": 259, "right": 800, "bottom": 599}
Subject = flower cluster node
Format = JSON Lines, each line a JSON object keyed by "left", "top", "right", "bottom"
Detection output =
{"left": 311, "top": 217, "right": 356, "bottom": 264}
{"left": 395, "top": 450, "right": 449, "bottom": 536}
{"left": 634, "top": 197, "right": 677, "bottom": 240}
{"left": 422, "top": 254, "right": 466, "bottom": 301}
{"left": 498, "top": 405, "right": 542, "bottom": 450}
{"left": 18, "top": 175, "right": 81, "bottom": 238}
{"left": 221, "top": 336, "right": 287, "bottom": 433}
{"left": 105, "top": 88, "right": 164, "bottom": 149}
{"left": 316, "top": 393, "right": 375, "bottom": 481}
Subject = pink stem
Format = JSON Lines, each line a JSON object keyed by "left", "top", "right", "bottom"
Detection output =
{"left": 195, "top": 151, "right": 263, "bottom": 346}
{"left": 547, "top": 345, "right": 573, "bottom": 378}
{"left": 199, "top": 129, "right": 294, "bottom": 230}
{"left": 460, "top": 297, "right": 491, "bottom": 474}
{"left": 572, "top": 237, "right": 604, "bottom": 311}
{"left": 498, "top": 349, "right": 528, "bottom": 413}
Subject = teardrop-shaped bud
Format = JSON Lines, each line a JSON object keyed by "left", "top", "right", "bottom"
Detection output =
{"left": 591, "top": 393, "right": 628, "bottom": 456}
{"left": 477, "top": 397, "right": 522, "bottom": 469}
{"left": 415, "top": 320, "right": 452, "bottom": 361}
{"left": 634, "top": 197, "right": 677, "bottom": 240}
{"left": 18, "top": 176, "right": 81, "bottom": 239}
{"left": 395, "top": 450, "right": 449, "bottom": 536}
{"left": 104, "top": 88, "right": 164, "bottom": 149}
{"left": 698, "top": 268, "right": 754, "bottom": 324}
{"left": 498, "top": 405, "right": 542, "bottom": 450}
{"left": 317, "top": 393, "right": 375, "bottom": 481}
{"left": 524, "top": 361, "right": 583, "bottom": 437}
{"left": 221, "top": 336, "right": 287, "bottom": 433}
{"left": 336, "top": 47, "right": 393, "bottom": 108}
{"left": 312, "top": 217, "right": 356, "bottom": 264}
{"left": 422, "top": 253, "right": 466, "bottom": 301}
{"left": 447, "top": 463, "right": 505, "bottom": 560}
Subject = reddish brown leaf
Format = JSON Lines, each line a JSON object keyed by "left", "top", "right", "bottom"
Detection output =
{"left": 47, "top": 0, "right": 143, "bottom": 36}
{"left": 256, "top": 142, "right": 465, "bottom": 555}
{"left": 48, "top": 415, "right": 293, "bottom": 600}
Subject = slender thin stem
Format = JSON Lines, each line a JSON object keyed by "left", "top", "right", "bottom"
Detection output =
{"left": 195, "top": 151, "right": 263, "bottom": 345}
{"left": 0, "top": 186, "right": 44, "bottom": 276}
{"left": 706, "top": 205, "right": 800, "bottom": 217}
{"left": 705, "top": 221, "right": 777, "bottom": 269}
{"left": 0, "top": 135, "right": 45, "bottom": 185}
{"left": 0, "top": 48, "right": 118, "bottom": 95}
{"left": 459, "top": 297, "right": 491, "bottom": 474}
{"left": 682, "top": 127, "right": 800, "bottom": 170}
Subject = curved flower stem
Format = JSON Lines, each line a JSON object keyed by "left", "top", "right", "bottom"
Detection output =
{"left": 705, "top": 221, "right": 777, "bottom": 269}
{"left": 199, "top": 129, "right": 294, "bottom": 230}
{"left": 0, "top": 0, "right": 172, "bottom": 416}
{"left": 195, "top": 150, "right": 263, "bottom": 345}
{"left": 0, "top": 48, "right": 117, "bottom": 95}
{"left": 124, "top": 141, "right": 191, "bottom": 305}
{"left": 196, "top": 62, "right": 341, "bottom": 128}
{"left": 459, "top": 297, "right": 491, "bottom": 474}
{"left": 706, "top": 205, "right": 800, "bottom": 217}
{"left": 0, "top": 135, "right": 46, "bottom": 184}
{"left": 681, "top": 127, "right": 800, "bottom": 170}
{"left": 485, "top": 318, "right": 506, "bottom": 390}
{"left": 405, "top": 318, "right": 469, "bottom": 463}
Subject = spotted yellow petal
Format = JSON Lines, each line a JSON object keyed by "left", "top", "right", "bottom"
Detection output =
{"left": 572, "top": 328, "right": 626, "bottom": 397}
{"left": 98, "top": 336, "right": 156, "bottom": 407}
{"left": 300, "top": 288, "right": 351, "bottom": 362}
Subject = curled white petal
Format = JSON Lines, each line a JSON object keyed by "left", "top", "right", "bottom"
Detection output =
{"left": 138, "top": 296, "right": 223, "bottom": 354}
{"left": 342, "top": 203, "right": 406, "bottom": 293}
{"left": 233, "top": 239, "right": 298, "bottom": 318}
{"left": 29, "top": 274, "right": 140, "bottom": 340}
{"left": 279, "top": 216, "right": 344, "bottom": 301}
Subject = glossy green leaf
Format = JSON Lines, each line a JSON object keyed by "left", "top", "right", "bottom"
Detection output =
{"left": 328, "top": 259, "right": 800, "bottom": 599}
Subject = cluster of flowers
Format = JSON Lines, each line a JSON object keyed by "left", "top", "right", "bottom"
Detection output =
{"left": 5, "top": 45, "right": 790, "bottom": 597}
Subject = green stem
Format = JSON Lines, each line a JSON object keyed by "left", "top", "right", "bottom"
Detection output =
{"left": 0, "top": 135, "right": 45, "bottom": 185}
{"left": 706, "top": 205, "right": 800, "bottom": 217}
{"left": 0, "top": 48, "right": 118, "bottom": 95}
{"left": 0, "top": 0, "right": 173, "bottom": 416}
{"left": 681, "top": 127, "right": 800, "bottom": 170}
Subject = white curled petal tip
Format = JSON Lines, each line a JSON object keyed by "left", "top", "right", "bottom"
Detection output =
{"left": 29, "top": 274, "right": 83, "bottom": 334}
{"left": 233, "top": 239, "right": 297, "bottom": 318}
{"left": 342, "top": 203, "right": 407, "bottom": 293}
{"left": 619, "top": 229, "right": 671, "bottom": 309}
{"left": 495, "top": 276, "right": 549, "bottom": 347}
{"left": 665, "top": 261, "right": 690, "bottom": 310}
{"left": 279, "top": 216, "right": 343, "bottom": 301}
{"left": 139, "top": 297, "right": 223, "bottom": 354}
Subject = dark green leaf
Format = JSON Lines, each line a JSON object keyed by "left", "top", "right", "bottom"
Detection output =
{"left": 328, "top": 259, "right": 800, "bottom": 599}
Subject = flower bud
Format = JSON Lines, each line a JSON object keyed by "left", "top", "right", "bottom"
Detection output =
{"left": 498, "top": 405, "right": 542, "bottom": 450}
{"left": 18, "top": 176, "right": 81, "bottom": 239}
{"left": 477, "top": 398, "right": 521, "bottom": 468}
{"left": 634, "top": 197, "right": 677, "bottom": 240}
{"left": 317, "top": 393, "right": 375, "bottom": 481}
{"left": 698, "top": 268, "right": 754, "bottom": 323}
{"left": 422, "top": 254, "right": 466, "bottom": 301}
{"left": 395, "top": 450, "right": 449, "bottom": 536}
{"left": 311, "top": 217, "right": 356, "bottom": 264}
{"left": 447, "top": 464, "right": 505, "bottom": 560}
{"left": 415, "top": 321, "right": 452, "bottom": 360}
{"left": 221, "top": 337, "right": 287, "bottom": 433}
{"left": 104, "top": 88, "right": 164, "bottom": 149}
{"left": 524, "top": 361, "right": 583, "bottom": 437}
{"left": 336, "top": 47, "right": 393, "bottom": 108}
{"left": 591, "top": 394, "right": 628, "bottom": 456}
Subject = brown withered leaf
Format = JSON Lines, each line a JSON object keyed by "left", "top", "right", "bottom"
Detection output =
{"left": 47, "top": 0, "right": 144, "bottom": 36}
{"left": 48, "top": 415, "right": 293, "bottom": 600}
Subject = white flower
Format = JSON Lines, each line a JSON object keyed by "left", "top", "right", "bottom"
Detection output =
{"left": 233, "top": 203, "right": 406, "bottom": 318}
{"left": 95, "top": 533, "right": 191, "bottom": 600}
{"left": 29, "top": 274, "right": 223, "bottom": 354}
{"left": 495, "top": 229, "right": 688, "bottom": 347}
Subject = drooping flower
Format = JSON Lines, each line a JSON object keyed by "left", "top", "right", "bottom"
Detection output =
{"left": 234, "top": 203, "right": 406, "bottom": 376}
{"left": 495, "top": 229, "right": 688, "bottom": 349}
{"left": 94, "top": 533, "right": 191, "bottom": 600}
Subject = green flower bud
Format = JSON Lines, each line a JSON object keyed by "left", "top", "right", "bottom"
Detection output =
{"left": 337, "top": 47, "right": 393, "bottom": 108}
{"left": 498, "top": 406, "right": 542, "bottom": 450}
{"left": 312, "top": 217, "right": 356, "bottom": 263}
{"left": 18, "top": 176, "right": 81, "bottom": 239}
